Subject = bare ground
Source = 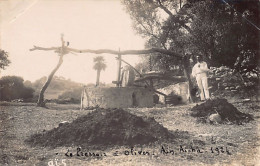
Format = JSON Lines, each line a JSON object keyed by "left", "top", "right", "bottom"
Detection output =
{"left": 0, "top": 101, "right": 259, "bottom": 166}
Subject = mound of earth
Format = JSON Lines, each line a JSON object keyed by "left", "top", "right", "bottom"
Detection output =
{"left": 26, "top": 108, "right": 176, "bottom": 148}
{"left": 190, "top": 98, "right": 253, "bottom": 124}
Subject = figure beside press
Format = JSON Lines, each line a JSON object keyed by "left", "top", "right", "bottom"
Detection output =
{"left": 191, "top": 55, "right": 210, "bottom": 101}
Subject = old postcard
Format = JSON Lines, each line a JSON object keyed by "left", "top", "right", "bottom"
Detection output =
{"left": 0, "top": 0, "right": 259, "bottom": 165}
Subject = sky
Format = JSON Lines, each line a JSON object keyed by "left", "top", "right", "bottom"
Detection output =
{"left": 0, "top": 0, "right": 146, "bottom": 84}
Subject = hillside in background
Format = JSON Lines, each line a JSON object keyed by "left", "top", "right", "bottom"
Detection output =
{"left": 26, "top": 76, "right": 84, "bottom": 99}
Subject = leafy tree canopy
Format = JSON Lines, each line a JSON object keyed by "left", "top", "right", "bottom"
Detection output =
{"left": 123, "top": 0, "right": 259, "bottom": 74}
{"left": 93, "top": 56, "right": 107, "bottom": 71}
{"left": 0, "top": 76, "right": 34, "bottom": 101}
{"left": 0, "top": 50, "right": 11, "bottom": 70}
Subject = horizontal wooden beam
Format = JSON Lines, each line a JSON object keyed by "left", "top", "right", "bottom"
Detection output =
{"left": 68, "top": 47, "right": 182, "bottom": 58}
{"left": 29, "top": 45, "right": 183, "bottom": 58}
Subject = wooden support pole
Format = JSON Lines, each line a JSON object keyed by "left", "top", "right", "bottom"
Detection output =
{"left": 117, "top": 48, "right": 122, "bottom": 87}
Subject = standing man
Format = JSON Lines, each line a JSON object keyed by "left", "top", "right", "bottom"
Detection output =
{"left": 191, "top": 55, "right": 210, "bottom": 101}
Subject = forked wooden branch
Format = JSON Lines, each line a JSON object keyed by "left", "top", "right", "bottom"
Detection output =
{"left": 29, "top": 46, "right": 59, "bottom": 52}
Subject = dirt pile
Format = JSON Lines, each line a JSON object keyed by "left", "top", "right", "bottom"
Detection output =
{"left": 191, "top": 99, "right": 253, "bottom": 124}
{"left": 26, "top": 108, "right": 176, "bottom": 148}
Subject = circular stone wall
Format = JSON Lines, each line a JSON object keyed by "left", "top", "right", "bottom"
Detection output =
{"left": 81, "top": 87, "right": 154, "bottom": 108}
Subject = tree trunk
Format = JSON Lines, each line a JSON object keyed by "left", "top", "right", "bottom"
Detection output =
{"left": 182, "top": 56, "right": 195, "bottom": 103}
{"left": 96, "top": 70, "right": 101, "bottom": 86}
{"left": 37, "top": 55, "right": 64, "bottom": 107}
{"left": 183, "top": 67, "right": 195, "bottom": 103}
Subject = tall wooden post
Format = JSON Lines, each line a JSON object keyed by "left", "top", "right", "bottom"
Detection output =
{"left": 116, "top": 48, "right": 122, "bottom": 87}
{"left": 37, "top": 34, "right": 65, "bottom": 107}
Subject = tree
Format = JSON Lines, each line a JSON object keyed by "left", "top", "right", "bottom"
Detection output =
{"left": 0, "top": 76, "right": 34, "bottom": 101}
{"left": 0, "top": 50, "right": 11, "bottom": 70}
{"left": 93, "top": 56, "right": 107, "bottom": 86}
{"left": 30, "top": 35, "right": 67, "bottom": 107}
{"left": 123, "top": 0, "right": 259, "bottom": 69}
{"left": 185, "top": 0, "right": 259, "bottom": 69}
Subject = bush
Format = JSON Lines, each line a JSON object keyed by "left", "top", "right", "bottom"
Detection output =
{"left": 0, "top": 76, "right": 35, "bottom": 101}
{"left": 58, "top": 87, "right": 82, "bottom": 103}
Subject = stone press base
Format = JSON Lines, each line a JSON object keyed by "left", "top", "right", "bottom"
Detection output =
{"left": 81, "top": 87, "right": 154, "bottom": 108}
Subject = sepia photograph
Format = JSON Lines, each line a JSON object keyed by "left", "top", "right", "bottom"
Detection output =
{"left": 0, "top": 0, "right": 259, "bottom": 165}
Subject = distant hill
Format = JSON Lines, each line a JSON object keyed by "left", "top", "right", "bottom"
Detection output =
{"left": 31, "top": 76, "right": 84, "bottom": 99}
